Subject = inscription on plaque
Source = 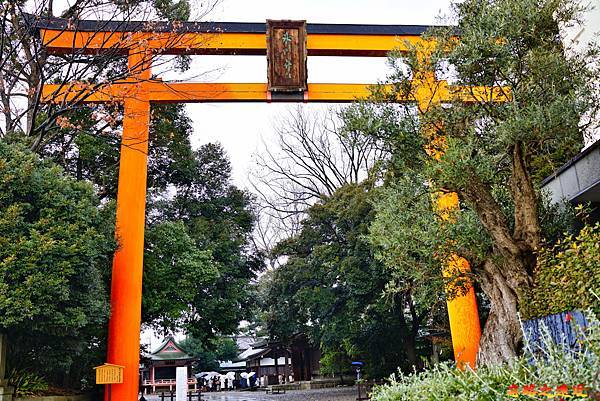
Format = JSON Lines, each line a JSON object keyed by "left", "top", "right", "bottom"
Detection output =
{"left": 94, "top": 363, "right": 124, "bottom": 384}
{"left": 267, "top": 20, "right": 307, "bottom": 92}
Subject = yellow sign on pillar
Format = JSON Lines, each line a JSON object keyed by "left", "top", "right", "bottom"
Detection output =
{"left": 94, "top": 363, "right": 124, "bottom": 384}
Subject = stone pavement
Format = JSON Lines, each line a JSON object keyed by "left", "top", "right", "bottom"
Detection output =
{"left": 144, "top": 386, "right": 359, "bottom": 401}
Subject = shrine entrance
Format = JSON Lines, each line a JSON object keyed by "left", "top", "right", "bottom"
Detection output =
{"left": 35, "top": 17, "right": 507, "bottom": 401}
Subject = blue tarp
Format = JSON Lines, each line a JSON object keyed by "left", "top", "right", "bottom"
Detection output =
{"left": 522, "top": 310, "right": 588, "bottom": 354}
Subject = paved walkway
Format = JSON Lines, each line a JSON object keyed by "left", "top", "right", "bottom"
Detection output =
{"left": 145, "top": 386, "right": 359, "bottom": 401}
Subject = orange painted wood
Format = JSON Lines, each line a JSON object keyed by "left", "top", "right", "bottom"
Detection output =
{"left": 42, "top": 81, "right": 509, "bottom": 104}
{"left": 307, "top": 33, "right": 420, "bottom": 56}
{"left": 418, "top": 72, "right": 482, "bottom": 369}
{"left": 105, "top": 47, "right": 152, "bottom": 401}
{"left": 436, "top": 193, "right": 482, "bottom": 370}
{"left": 40, "top": 28, "right": 424, "bottom": 56}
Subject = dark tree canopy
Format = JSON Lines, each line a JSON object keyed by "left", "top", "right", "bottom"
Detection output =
{"left": 261, "top": 183, "right": 447, "bottom": 377}
{"left": 37, "top": 99, "right": 259, "bottom": 340}
{"left": 1, "top": 0, "right": 253, "bottom": 390}
{"left": 0, "top": 142, "right": 115, "bottom": 386}
{"left": 145, "top": 141, "right": 260, "bottom": 339}
{"left": 179, "top": 335, "right": 239, "bottom": 372}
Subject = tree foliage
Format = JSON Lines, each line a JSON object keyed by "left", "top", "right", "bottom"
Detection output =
{"left": 147, "top": 141, "right": 260, "bottom": 339}
{"left": 39, "top": 100, "right": 259, "bottom": 340}
{"left": 351, "top": 0, "right": 598, "bottom": 364}
{"left": 372, "top": 311, "right": 600, "bottom": 401}
{"left": 521, "top": 220, "right": 600, "bottom": 320}
{"left": 261, "top": 183, "right": 446, "bottom": 377}
{"left": 250, "top": 106, "right": 388, "bottom": 266}
{"left": 0, "top": 142, "right": 115, "bottom": 387}
{"left": 1, "top": 0, "right": 255, "bottom": 386}
{"left": 142, "top": 221, "right": 218, "bottom": 330}
{"left": 180, "top": 336, "right": 239, "bottom": 372}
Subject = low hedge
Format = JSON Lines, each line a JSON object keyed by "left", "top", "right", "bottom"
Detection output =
{"left": 371, "top": 311, "right": 600, "bottom": 401}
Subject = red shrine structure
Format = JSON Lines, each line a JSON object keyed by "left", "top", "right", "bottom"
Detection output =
{"left": 140, "top": 337, "right": 197, "bottom": 394}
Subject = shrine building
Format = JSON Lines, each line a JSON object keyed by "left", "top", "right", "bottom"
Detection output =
{"left": 140, "top": 336, "right": 197, "bottom": 394}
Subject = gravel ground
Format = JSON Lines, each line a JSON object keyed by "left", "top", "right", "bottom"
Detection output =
{"left": 144, "top": 386, "right": 360, "bottom": 401}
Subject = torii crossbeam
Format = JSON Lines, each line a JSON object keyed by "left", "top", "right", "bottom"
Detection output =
{"left": 34, "top": 16, "right": 509, "bottom": 401}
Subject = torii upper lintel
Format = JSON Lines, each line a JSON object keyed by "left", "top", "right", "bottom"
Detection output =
{"left": 31, "top": 14, "right": 433, "bottom": 56}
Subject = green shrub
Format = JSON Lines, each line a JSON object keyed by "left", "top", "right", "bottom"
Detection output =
{"left": 371, "top": 311, "right": 600, "bottom": 401}
{"left": 8, "top": 369, "right": 49, "bottom": 397}
{"left": 520, "top": 222, "right": 600, "bottom": 320}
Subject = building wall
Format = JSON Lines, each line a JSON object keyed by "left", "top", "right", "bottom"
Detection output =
{"left": 562, "top": 2, "right": 600, "bottom": 148}
{"left": 155, "top": 366, "right": 177, "bottom": 380}
{"left": 291, "top": 344, "right": 321, "bottom": 381}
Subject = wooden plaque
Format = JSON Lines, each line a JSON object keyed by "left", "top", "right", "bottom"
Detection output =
{"left": 267, "top": 20, "right": 307, "bottom": 92}
{"left": 94, "top": 363, "right": 124, "bottom": 384}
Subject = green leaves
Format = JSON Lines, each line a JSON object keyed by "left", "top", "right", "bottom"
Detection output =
{"left": 144, "top": 140, "right": 258, "bottom": 339}
{"left": 0, "top": 142, "right": 115, "bottom": 385}
{"left": 0, "top": 142, "right": 113, "bottom": 331}
{"left": 8, "top": 369, "right": 49, "bottom": 397}
{"left": 446, "top": 0, "right": 591, "bottom": 180}
{"left": 142, "top": 221, "right": 218, "bottom": 332}
{"left": 262, "top": 184, "right": 436, "bottom": 376}
{"left": 180, "top": 336, "right": 239, "bottom": 372}
{"left": 371, "top": 311, "right": 600, "bottom": 401}
{"left": 520, "top": 222, "right": 600, "bottom": 320}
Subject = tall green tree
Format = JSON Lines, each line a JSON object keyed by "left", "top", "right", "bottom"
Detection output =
{"left": 262, "top": 183, "right": 446, "bottom": 376}
{"left": 39, "top": 98, "right": 260, "bottom": 339}
{"left": 353, "top": 0, "right": 598, "bottom": 364}
{"left": 2, "top": 0, "right": 241, "bottom": 387}
{"left": 152, "top": 141, "right": 260, "bottom": 339}
{"left": 0, "top": 142, "right": 115, "bottom": 387}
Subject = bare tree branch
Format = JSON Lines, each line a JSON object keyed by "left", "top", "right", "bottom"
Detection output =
{"left": 250, "top": 105, "right": 389, "bottom": 257}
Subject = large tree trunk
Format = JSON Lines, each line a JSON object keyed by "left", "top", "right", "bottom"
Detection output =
{"left": 477, "top": 259, "right": 528, "bottom": 365}
{"left": 402, "top": 335, "right": 420, "bottom": 369}
{"left": 458, "top": 157, "right": 538, "bottom": 365}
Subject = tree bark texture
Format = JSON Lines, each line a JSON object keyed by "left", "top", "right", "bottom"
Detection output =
{"left": 477, "top": 260, "right": 524, "bottom": 365}
{"left": 457, "top": 150, "right": 539, "bottom": 364}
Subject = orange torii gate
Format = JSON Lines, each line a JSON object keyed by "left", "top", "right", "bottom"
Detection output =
{"left": 35, "top": 16, "right": 508, "bottom": 401}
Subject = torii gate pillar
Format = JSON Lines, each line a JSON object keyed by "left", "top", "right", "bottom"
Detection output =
{"left": 106, "top": 46, "right": 152, "bottom": 401}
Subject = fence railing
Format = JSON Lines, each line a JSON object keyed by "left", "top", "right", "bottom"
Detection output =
{"left": 159, "top": 390, "right": 202, "bottom": 401}
{"left": 144, "top": 378, "right": 197, "bottom": 386}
